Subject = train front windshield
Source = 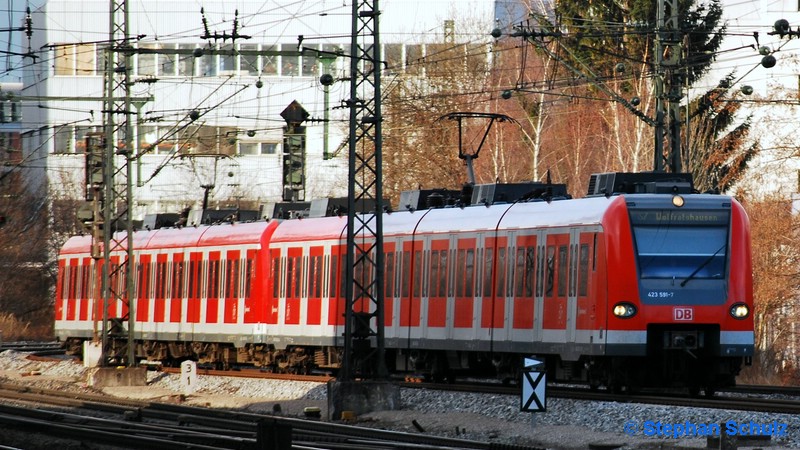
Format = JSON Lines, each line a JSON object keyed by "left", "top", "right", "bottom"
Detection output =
{"left": 629, "top": 208, "right": 730, "bottom": 281}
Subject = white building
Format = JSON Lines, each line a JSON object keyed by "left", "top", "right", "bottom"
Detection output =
{"left": 17, "top": 0, "right": 501, "bottom": 221}
{"left": 695, "top": 0, "right": 800, "bottom": 196}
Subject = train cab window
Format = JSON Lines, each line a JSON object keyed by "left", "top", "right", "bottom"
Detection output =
{"left": 630, "top": 208, "right": 730, "bottom": 280}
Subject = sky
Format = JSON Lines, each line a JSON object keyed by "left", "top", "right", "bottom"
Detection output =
{"left": 0, "top": 1, "right": 43, "bottom": 83}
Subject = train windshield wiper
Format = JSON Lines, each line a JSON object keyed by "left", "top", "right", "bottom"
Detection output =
{"left": 680, "top": 244, "right": 726, "bottom": 287}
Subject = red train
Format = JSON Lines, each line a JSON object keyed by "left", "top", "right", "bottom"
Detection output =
{"left": 55, "top": 173, "right": 753, "bottom": 394}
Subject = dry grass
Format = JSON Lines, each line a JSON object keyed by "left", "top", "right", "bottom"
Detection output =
{"left": 0, "top": 313, "right": 30, "bottom": 341}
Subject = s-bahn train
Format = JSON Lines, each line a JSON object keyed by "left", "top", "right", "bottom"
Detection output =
{"left": 55, "top": 172, "right": 753, "bottom": 394}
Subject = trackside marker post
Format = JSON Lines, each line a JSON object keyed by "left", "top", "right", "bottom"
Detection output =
{"left": 521, "top": 356, "right": 546, "bottom": 429}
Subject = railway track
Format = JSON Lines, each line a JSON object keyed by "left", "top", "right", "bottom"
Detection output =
{"left": 0, "top": 382, "right": 542, "bottom": 450}
{"left": 400, "top": 381, "right": 800, "bottom": 415}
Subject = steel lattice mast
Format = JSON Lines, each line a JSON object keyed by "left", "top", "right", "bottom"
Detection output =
{"left": 342, "top": 0, "right": 387, "bottom": 381}
{"left": 100, "top": 0, "right": 136, "bottom": 366}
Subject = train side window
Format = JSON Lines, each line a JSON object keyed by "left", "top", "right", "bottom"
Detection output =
{"left": 328, "top": 253, "right": 337, "bottom": 298}
{"left": 58, "top": 265, "right": 66, "bottom": 300}
{"left": 187, "top": 261, "right": 196, "bottom": 299}
{"left": 312, "top": 255, "right": 322, "bottom": 298}
{"left": 456, "top": 249, "right": 465, "bottom": 297}
{"left": 244, "top": 253, "right": 254, "bottom": 299}
{"left": 439, "top": 250, "right": 447, "bottom": 297}
{"left": 483, "top": 247, "right": 493, "bottom": 297}
{"left": 67, "top": 265, "right": 76, "bottom": 300}
{"left": 136, "top": 262, "right": 146, "bottom": 300}
{"left": 422, "top": 249, "right": 429, "bottom": 298}
{"left": 525, "top": 247, "right": 535, "bottom": 297}
{"left": 401, "top": 250, "right": 410, "bottom": 298}
{"left": 233, "top": 258, "right": 241, "bottom": 298}
{"left": 79, "top": 264, "right": 89, "bottom": 299}
{"left": 208, "top": 259, "right": 220, "bottom": 299}
{"left": 285, "top": 256, "right": 297, "bottom": 298}
{"left": 430, "top": 250, "right": 439, "bottom": 296}
{"left": 465, "top": 248, "right": 474, "bottom": 297}
{"left": 272, "top": 255, "right": 280, "bottom": 298}
{"left": 557, "top": 245, "right": 568, "bottom": 297}
{"left": 339, "top": 255, "right": 347, "bottom": 298}
{"left": 497, "top": 247, "right": 506, "bottom": 297}
{"left": 448, "top": 249, "right": 455, "bottom": 297}
{"left": 156, "top": 261, "right": 167, "bottom": 299}
{"left": 545, "top": 246, "right": 555, "bottom": 297}
{"left": 295, "top": 256, "right": 302, "bottom": 298}
{"left": 385, "top": 251, "right": 394, "bottom": 298}
{"left": 514, "top": 247, "right": 525, "bottom": 296}
{"left": 579, "top": 243, "right": 589, "bottom": 296}
{"left": 413, "top": 250, "right": 422, "bottom": 297}
{"left": 172, "top": 260, "right": 184, "bottom": 299}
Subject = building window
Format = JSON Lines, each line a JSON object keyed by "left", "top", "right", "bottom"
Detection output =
{"left": 241, "top": 44, "right": 259, "bottom": 75}
{"left": 54, "top": 44, "right": 75, "bottom": 76}
{"left": 220, "top": 44, "right": 236, "bottom": 73}
{"left": 178, "top": 44, "right": 196, "bottom": 76}
{"left": 74, "top": 126, "right": 100, "bottom": 154}
{"left": 281, "top": 50, "right": 299, "bottom": 76}
{"left": 138, "top": 44, "right": 157, "bottom": 76}
{"left": 54, "top": 43, "right": 97, "bottom": 76}
{"left": 263, "top": 45, "right": 278, "bottom": 75}
{"left": 53, "top": 126, "right": 73, "bottom": 154}
{"left": 261, "top": 142, "right": 278, "bottom": 154}
{"left": 238, "top": 141, "right": 279, "bottom": 155}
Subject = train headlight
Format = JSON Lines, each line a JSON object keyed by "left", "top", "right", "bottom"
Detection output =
{"left": 730, "top": 303, "right": 750, "bottom": 319}
{"left": 612, "top": 302, "right": 637, "bottom": 318}
{"left": 672, "top": 194, "right": 685, "bottom": 207}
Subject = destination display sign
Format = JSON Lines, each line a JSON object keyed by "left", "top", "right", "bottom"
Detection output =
{"left": 629, "top": 209, "right": 729, "bottom": 226}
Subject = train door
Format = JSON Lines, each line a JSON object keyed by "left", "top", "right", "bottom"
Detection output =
{"left": 153, "top": 254, "right": 168, "bottom": 324}
{"left": 135, "top": 254, "right": 151, "bottom": 323}
{"left": 399, "top": 238, "right": 422, "bottom": 335}
{"left": 169, "top": 252, "right": 184, "bottom": 325}
{"left": 223, "top": 250, "right": 241, "bottom": 324}
{"left": 482, "top": 234, "right": 508, "bottom": 343}
{"left": 541, "top": 232, "right": 569, "bottom": 342}
{"left": 450, "top": 235, "right": 477, "bottom": 341}
{"left": 307, "top": 246, "right": 324, "bottom": 326}
{"left": 382, "top": 240, "right": 398, "bottom": 336}
{"left": 284, "top": 246, "right": 302, "bottom": 325}
{"left": 206, "top": 251, "right": 221, "bottom": 324}
{"left": 510, "top": 232, "right": 537, "bottom": 344}
{"left": 425, "top": 237, "right": 449, "bottom": 340}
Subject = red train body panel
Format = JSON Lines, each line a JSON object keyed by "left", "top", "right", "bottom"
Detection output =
{"left": 55, "top": 190, "right": 753, "bottom": 391}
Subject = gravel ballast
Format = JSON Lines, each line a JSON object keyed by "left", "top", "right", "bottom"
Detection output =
{"left": 1, "top": 350, "right": 797, "bottom": 450}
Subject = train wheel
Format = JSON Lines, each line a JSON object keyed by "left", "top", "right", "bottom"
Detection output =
{"left": 688, "top": 386, "right": 701, "bottom": 397}
{"left": 704, "top": 386, "right": 716, "bottom": 398}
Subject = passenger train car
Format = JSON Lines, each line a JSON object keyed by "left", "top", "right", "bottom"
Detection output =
{"left": 55, "top": 173, "right": 754, "bottom": 394}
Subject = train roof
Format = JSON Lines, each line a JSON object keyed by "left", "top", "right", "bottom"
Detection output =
{"left": 59, "top": 193, "right": 739, "bottom": 257}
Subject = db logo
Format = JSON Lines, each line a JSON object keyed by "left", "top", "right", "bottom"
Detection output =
{"left": 674, "top": 307, "right": 693, "bottom": 321}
